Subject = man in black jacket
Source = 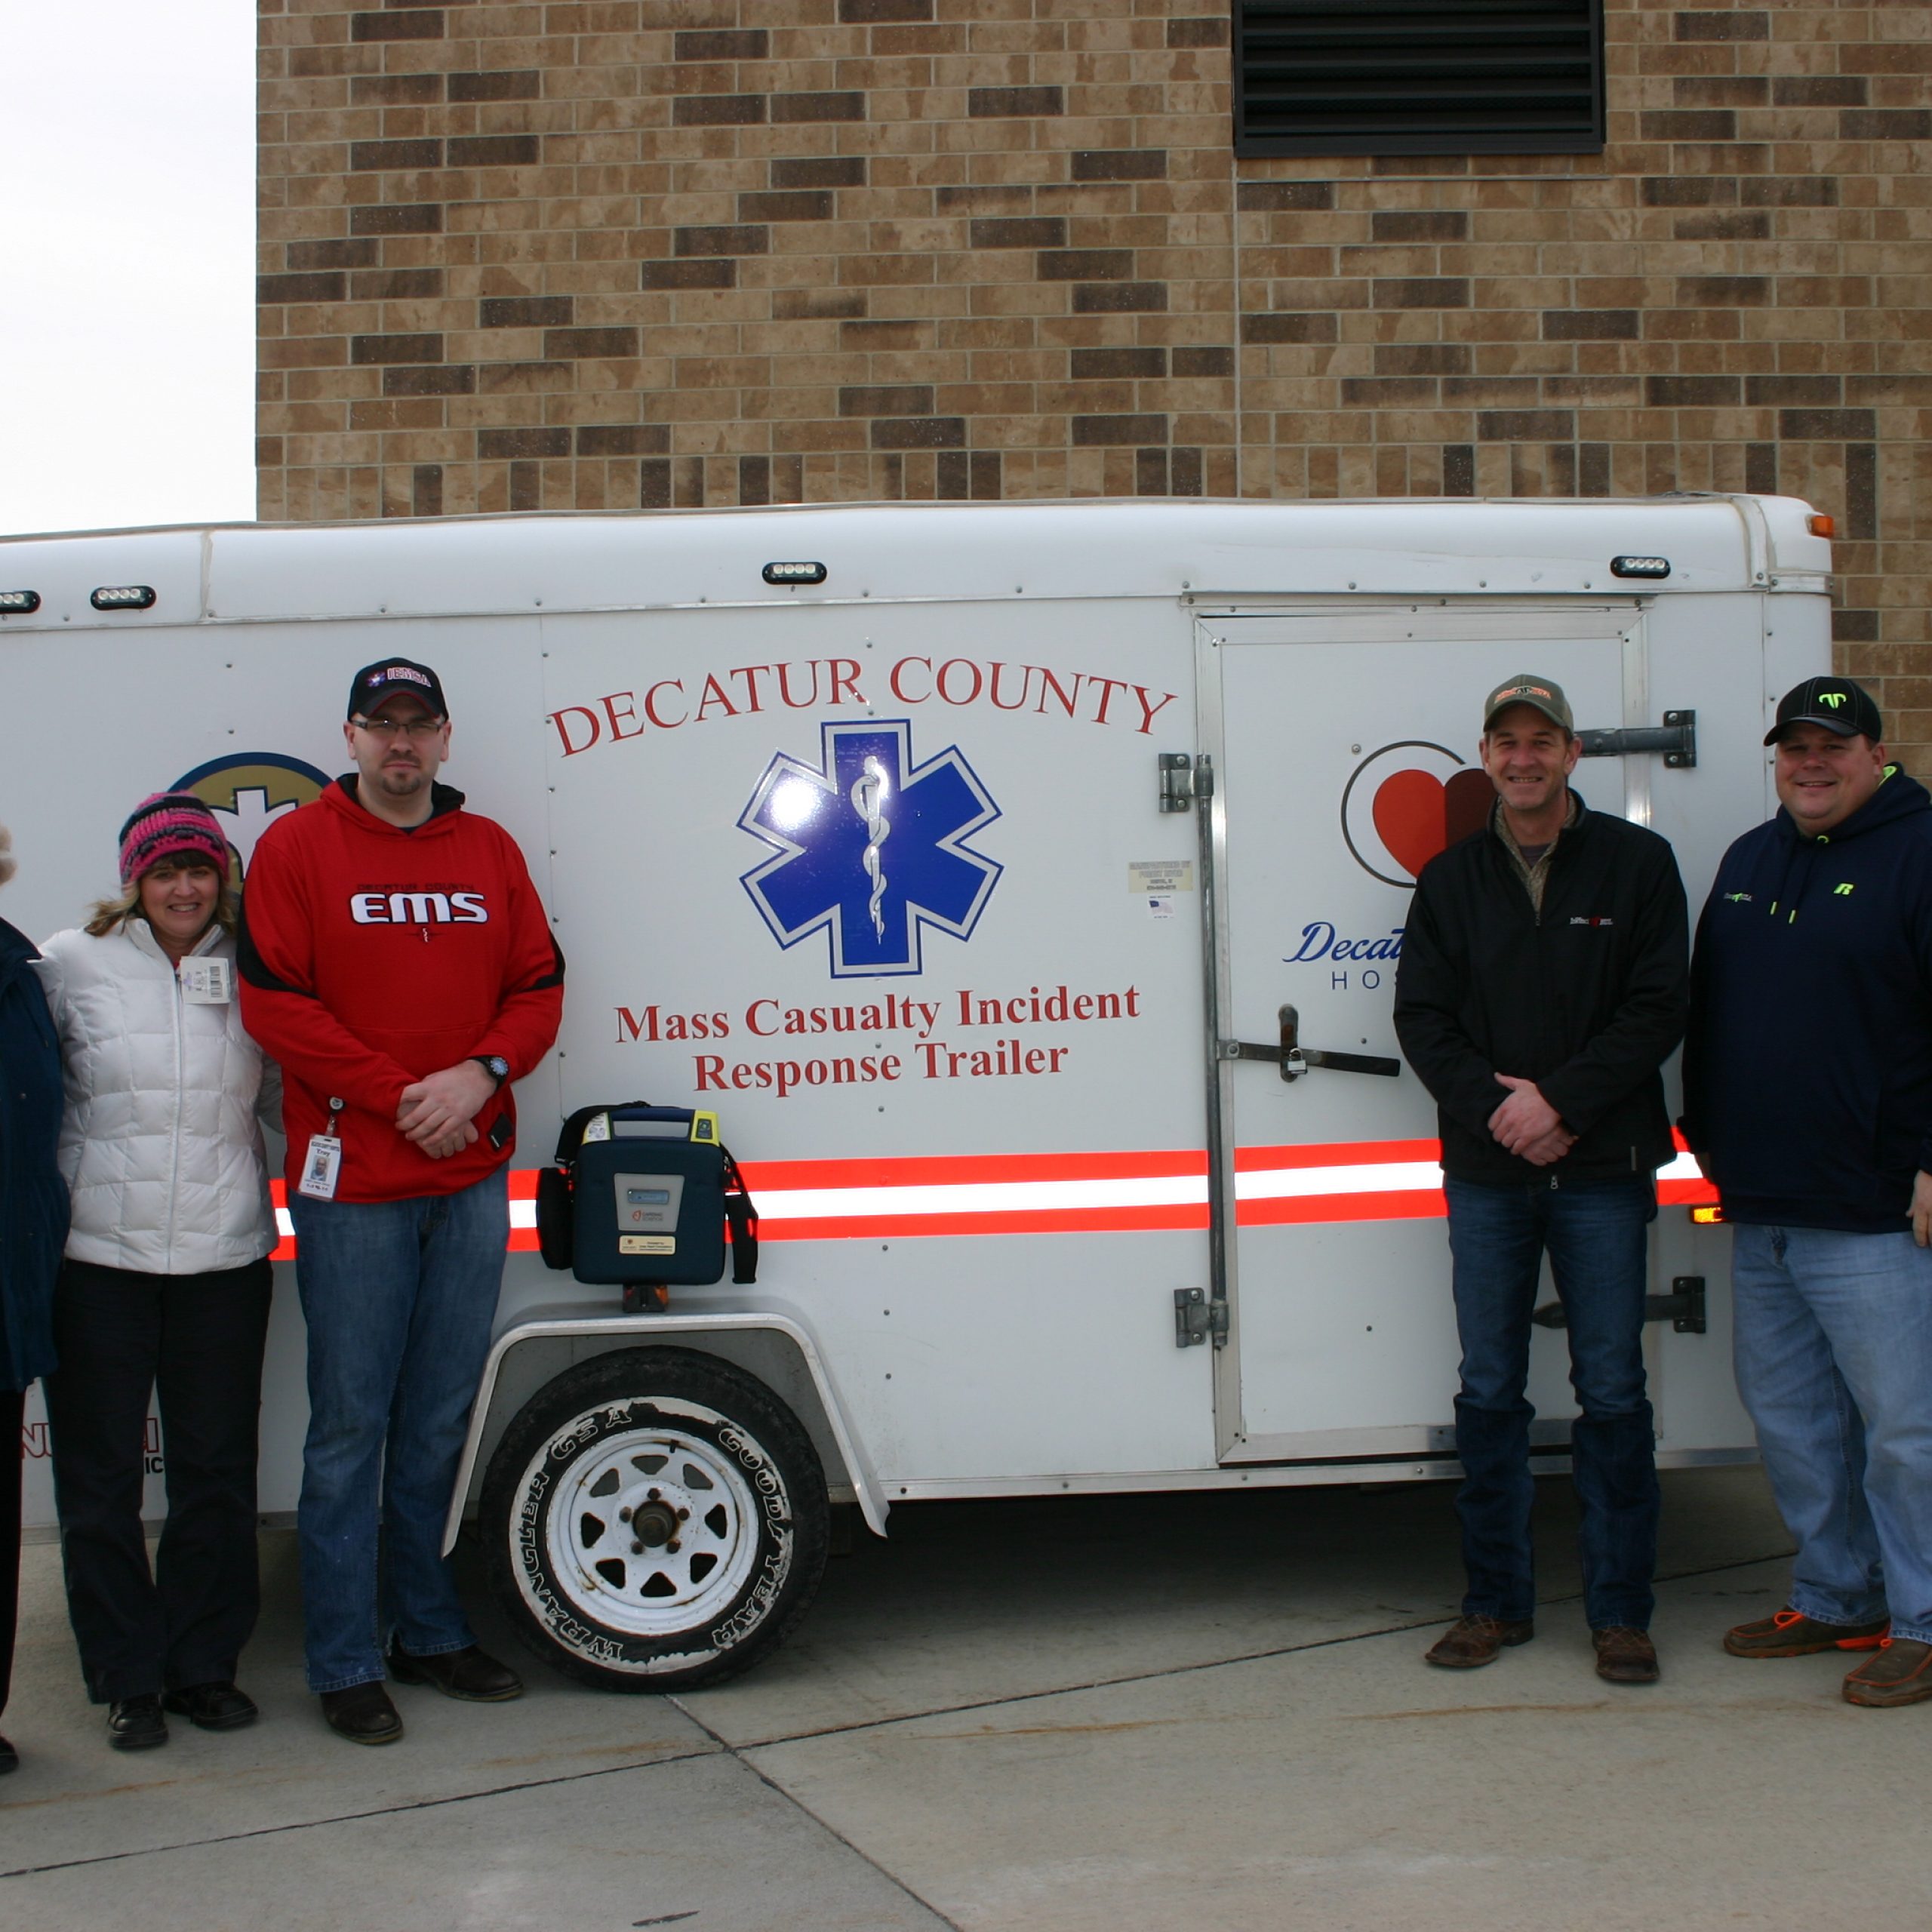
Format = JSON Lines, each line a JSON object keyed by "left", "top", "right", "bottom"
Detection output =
{"left": 1683, "top": 675, "right": 1932, "bottom": 1709}
{"left": 1395, "top": 673, "right": 1689, "bottom": 1684}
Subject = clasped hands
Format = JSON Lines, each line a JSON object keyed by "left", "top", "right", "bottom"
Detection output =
{"left": 1488, "top": 1073, "right": 1576, "bottom": 1168}
{"left": 395, "top": 1060, "right": 500, "bottom": 1160}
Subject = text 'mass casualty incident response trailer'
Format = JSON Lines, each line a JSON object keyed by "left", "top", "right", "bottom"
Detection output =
{"left": 0, "top": 496, "right": 1832, "bottom": 1687}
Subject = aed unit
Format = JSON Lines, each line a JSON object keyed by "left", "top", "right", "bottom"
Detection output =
{"left": 536, "top": 1103, "right": 758, "bottom": 1294}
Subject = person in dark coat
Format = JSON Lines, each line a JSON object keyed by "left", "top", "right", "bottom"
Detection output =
{"left": 0, "top": 823, "right": 70, "bottom": 1775}
{"left": 1395, "top": 674, "right": 1689, "bottom": 1687}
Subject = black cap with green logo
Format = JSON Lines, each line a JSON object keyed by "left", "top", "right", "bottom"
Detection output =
{"left": 1764, "top": 675, "right": 1881, "bottom": 746}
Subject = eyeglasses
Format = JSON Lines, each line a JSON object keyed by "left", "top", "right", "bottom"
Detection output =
{"left": 353, "top": 714, "right": 445, "bottom": 740}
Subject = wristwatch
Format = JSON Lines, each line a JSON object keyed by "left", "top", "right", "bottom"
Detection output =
{"left": 471, "top": 1055, "right": 511, "bottom": 1086}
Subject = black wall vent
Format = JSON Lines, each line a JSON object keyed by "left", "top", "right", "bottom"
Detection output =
{"left": 1235, "top": 0, "right": 1605, "bottom": 158}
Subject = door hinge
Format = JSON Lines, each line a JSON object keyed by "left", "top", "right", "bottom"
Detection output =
{"left": 1532, "top": 1275, "right": 1706, "bottom": 1336}
{"left": 1577, "top": 710, "right": 1697, "bottom": 769}
{"left": 1158, "top": 750, "right": 1212, "bottom": 811}
{"left": 1174, "top": 1287, "right": 1229, "bottom": 1348}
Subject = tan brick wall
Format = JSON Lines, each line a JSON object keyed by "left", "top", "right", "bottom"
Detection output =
{"left": 257, "top": 0, "right": 1931, "bottom": 765}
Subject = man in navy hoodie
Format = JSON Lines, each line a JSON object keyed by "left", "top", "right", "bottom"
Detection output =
{"left": 1684, "top": 675, "right": 1932, "bottom": 1707}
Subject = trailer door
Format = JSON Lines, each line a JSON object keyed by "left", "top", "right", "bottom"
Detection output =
{"left": 1195, "top": 604, "right": 1657, "bottom": 1466}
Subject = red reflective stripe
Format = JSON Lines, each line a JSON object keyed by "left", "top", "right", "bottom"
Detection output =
{"left": 264, "top": 1134, "right": 1722, "bottom": 1254}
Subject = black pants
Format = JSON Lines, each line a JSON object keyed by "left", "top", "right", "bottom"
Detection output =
{"left": 44, "top": 1257, "right": 272, "bottom": 1703}
{"left": 1, "top": 1388, "right": 21, "bottom": 1724}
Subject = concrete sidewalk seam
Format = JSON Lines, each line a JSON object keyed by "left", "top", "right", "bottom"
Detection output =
{"left": 0, "top": 1741, "right": 725, "bottom": 1883}
{"left": 712, "top": 1543, "right": 1798, "bottom": 1752}
{"left": 669, "top": 1694, "right": 965, "bottom": 1932}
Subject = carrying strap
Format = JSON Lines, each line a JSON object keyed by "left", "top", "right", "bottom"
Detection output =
{"left": 722, "top": 1149, "right": 759, "bottom": 1284}
{"left": 551, "top": 1100, "right": 653, "bottom": 1170}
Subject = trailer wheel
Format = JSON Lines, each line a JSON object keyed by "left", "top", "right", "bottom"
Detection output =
{"left": 479, "top": 1347, "right": 829, "bottom": 1692}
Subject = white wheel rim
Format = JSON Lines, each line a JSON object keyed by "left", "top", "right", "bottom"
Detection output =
{"left": 539, "top": 1417, "right": 764, "bottom": 1638}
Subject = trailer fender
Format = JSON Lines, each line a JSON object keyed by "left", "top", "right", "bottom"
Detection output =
{"left": 441, "top": 1311, "right": 888, "bottom": 1553}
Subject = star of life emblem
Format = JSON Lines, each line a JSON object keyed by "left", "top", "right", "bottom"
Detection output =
{"left": 738, "top": 720, "right": 1002, "bottom": 977}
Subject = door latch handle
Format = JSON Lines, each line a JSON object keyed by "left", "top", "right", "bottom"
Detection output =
{"left": 1218, "top": 1006, "right": 1401, "bottom": 1081}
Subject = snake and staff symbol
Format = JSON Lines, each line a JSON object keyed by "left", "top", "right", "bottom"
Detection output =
{"left": 850, "top": 755, "right": 891, "bottom": 938}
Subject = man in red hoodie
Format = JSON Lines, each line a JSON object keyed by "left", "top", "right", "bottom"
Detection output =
{"left": 239, "top": 660, "right": 563, "bottom": 1744}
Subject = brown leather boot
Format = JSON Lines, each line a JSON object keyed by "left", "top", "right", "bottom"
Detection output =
{"left": 1424, "top": 1615, "right": 1535, "bottom": 1668}
{"left": 1592, "top": 1626, "right": 1660, "bottom": 1684}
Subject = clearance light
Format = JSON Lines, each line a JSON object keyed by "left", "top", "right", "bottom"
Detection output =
{"left": 0, "top": 589, "right": 41, "bottom": 614}
{"left": 1611, "top": 555, "right": 1671, "bottom": 580}
{"left": 762, "top": 560, "right": 827, "bottom": 586}
{"left": 91, "top": 584, "right": 157, "bottom": 611}
{"left": 1808, "top": 513, "right": 1835, "bottom": 539}
{"left": 1691, "top": 1205, "right": 1725, "bottom": 1225}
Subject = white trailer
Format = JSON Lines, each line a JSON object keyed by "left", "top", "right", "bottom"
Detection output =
{"left": 1, "top": 496, "right": 1832, "bottom": 1685}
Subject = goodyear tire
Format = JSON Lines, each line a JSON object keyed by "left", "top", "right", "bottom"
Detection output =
{"left": 480, "top": 1347, "right": 829, "bottom": 1691}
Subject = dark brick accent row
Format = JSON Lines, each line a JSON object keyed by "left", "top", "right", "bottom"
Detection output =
{"left": 1374, "top": 279, "right": 1469, "bottom": 309}
{"left": 1377, "top": 343, "right": 1468, "bottom": 374}
{"left": 578, "top": 425, "right": 670, "bottom": 455}
{"left": 1242, "top": 312, "right": 1337, "bottom": 343}
{"left": 1443, "top": 445, "right": 1475, "bottom": 495}
{"left": 449, "top": 70, "right": 540, "bottom": 101}
{"left": 772, "top": 93, "right": 865, "bottom": 122}
{"left": 545, "top": 328, "right": 638, "bottom": 358}
{"left": 675, "top": 29, "right": 768, "bottom": 60}
{"left": 1237, "top": 181, "right": 1333, "bottom": 210}
{"left": 841, "top": 385, "right": 935, "bottom": 416}
{"left": 1072, "top": 348, "right": 1165, "bottom": 379}
{"left": 351, "top": 140, "right": 441, "bottom": 171}
{"left": 739, "top": 190, "right": 833, "bottom": 222}
{"left": 258, "top": 272, "right": 345, "bottom": 304}
{"left": 352, "top": 333, "right": 441, "bottom": 365}
{"left": 1072, "top": 414, "right": 1167, "bottom": 446}
{"left": 354, "top": 269, "right": 443, "bottom": 300}
{"left": 970, "top": 217, "right": 1066, "bottom": 248}
{"left": 1038, "top": 250, "right": 1134, "bottom": 281}
{"left": 677, "top": 225, "right": 768, "bottom": 256}
{"left": 384, "top": 365, "right": 473, "bottom": 395}
{"left": 1168, "top": 16, "right": 1229, "bottom": 45}
{"left": 1174, "top": 346, "right": 1233, "bottom": 377}
{"left": 936, "top": 451, "right": 1001, "bottom": 500}
{"left": 1477, "top": 411, "right": 1574, "bottom": 441}
{"left": 674, "top": 95, "right": 765, "bottom": 126}
{"left": 1371, "top": 211, "right": 1467, "bottom": 241}
{"left": 641, "top": 259, "right": 736, "bottom": 289}
{"left": 352, "top": 205, "right": 441, "bottom": 235}
{"left": 969, "top": 87, "right": 1063, "bottom": 117}
{"left": 449, "top": 136, "right": 539, "bottom": 167}
{"left": 840, "top": 0, "right": 931, "bottom": 19}
{"left": 1074, "top": 150, "right": 1167, "bottom": 181}
{"left": 871, "top": 418, "right": 965, "bottom": 448}
{"left": 1674, "top": 11, "right": 1767, "bottom": 38}
{"left": 288, "top": 239, "right": 378, "bottom": 271}
{"left": 772, "top": 156, "right": 865, "bottom": 188}
{"left": 1072, "top": 283, "right": 1166, "bottom": 312}
{"left": 1782, "top": 409, "right": 1877, "bottom": 438}
{"left": 481, "top": 429, "right": 569, "bottom": 460}
{"left": 1543, "top": 310, "right": 1640, "bottom": 340}
{"left": 352, "top": 9, "right": 443, "bottom": 42}
{"left": 481, "top": 297, "right": 572, "bottom": 327}
{"left": 413, "top": 466, "right": 442, "bottom": 516}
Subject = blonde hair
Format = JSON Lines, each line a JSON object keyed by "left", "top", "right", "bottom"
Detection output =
{"left": 0, "top": 824, "right": 14, "bottom": 889}
{"left": 87, "top": 857, "right": 239, "bottom": 941}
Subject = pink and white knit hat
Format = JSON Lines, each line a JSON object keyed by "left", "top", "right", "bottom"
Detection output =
{"left": 117, "top": 793, "right": 230, "bottom": 887}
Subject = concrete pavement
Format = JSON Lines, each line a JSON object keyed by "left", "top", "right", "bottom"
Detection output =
{"left": 5, "top": 1467, "right": 1928, "bottom": 1930}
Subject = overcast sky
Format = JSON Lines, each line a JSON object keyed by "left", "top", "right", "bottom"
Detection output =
{"left": 0, "top": 0, "right": 254, "bottom": 535}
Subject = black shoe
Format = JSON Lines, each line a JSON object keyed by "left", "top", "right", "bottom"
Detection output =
{"left": 387, "top": 1644, "right": 524, "bottom": 1703}
{"left": 162, "top": 1681, "right": 260, "bottom": 1731}
{"left": 0, "top": 1733, "right": 17, "bottom": 1775}
{"left": 319, "top": 1682, "right": 404, "bottom": 1746}
{"left": 106, "top": 1694, "right": 169, "bottom": 1751}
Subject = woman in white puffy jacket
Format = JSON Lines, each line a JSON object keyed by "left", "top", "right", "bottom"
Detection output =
{"left": 37, "top": 792, "right": 280, "bottom": 1753}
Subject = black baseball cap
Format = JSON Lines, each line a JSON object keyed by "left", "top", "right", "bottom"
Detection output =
{"left": 1764, "top": 675, "right": 1881, "bottom": 746}
{"left": 347, "top": 657, "right": 448, "bottom": 721}
{"left": 1482, "top": 672, "right": 1575, "bottom": 736}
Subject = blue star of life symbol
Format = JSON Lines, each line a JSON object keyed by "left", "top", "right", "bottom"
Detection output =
{"left": 738, "top": 719, "right": 1002, "bottom": 977}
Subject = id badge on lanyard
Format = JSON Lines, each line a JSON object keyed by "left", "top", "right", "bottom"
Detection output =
{"left": 299, "top": 1097, "right": 346, "bottom": 1200}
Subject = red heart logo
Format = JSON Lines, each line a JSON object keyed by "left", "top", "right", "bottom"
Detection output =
{"left": 1372, "top": 768, "right": 1493, "bottom": 878}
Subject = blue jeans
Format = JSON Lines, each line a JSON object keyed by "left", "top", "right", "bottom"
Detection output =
{"left": 288, "top": 1171, "right": 509, "bottom": 1693}
{"left": 1444, "top": 1177, "right": 1660, "bottom": 1629}
{"left": 1730, "top": 1224, "right": 1932, "bottom": 1646}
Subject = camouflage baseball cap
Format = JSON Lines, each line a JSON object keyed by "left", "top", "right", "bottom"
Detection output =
{"left": 1483, "top": 672, "right": 1574, "bottom": 736}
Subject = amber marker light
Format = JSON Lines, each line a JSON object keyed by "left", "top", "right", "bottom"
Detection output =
{"left": 1691, "top": 1206, "right": 1726, "bottom": 1225}
{"left": 1808, "top": 514, "right": 1835, "bottom": 539}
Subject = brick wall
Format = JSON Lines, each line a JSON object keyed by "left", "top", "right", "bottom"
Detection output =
{"left": 257, "top": 0, "right": 1930, "bottom": 766}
